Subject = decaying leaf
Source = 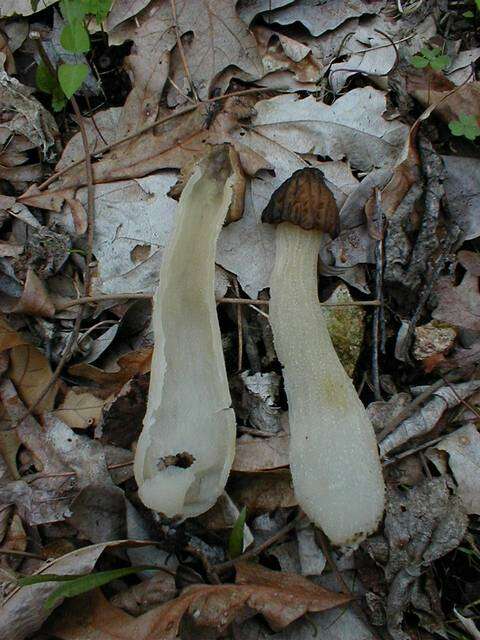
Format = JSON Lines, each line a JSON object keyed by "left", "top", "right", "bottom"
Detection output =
{"left": 0, "top": 540, "right": 156, "bottom": 640}
{"left": 68, "top": 347, "right": 152, "bottom": 391}
{"left": 50, "top": 561, "right": 351, "bottom": 640}
{"left": 53, "top": 389, "right": 105, "bottom": 430}
{"left": 229, "top": 470, "right": 297, "bottom": 513}
{"left": 427, "top": 424, "right": 480, "bottom": 516}
{"left": 380, "top": 380, "right": 480, "bottom": 458}
{"left": 233, "top": 433, "right": 289, "bottom": 472}
{"left": 433, "top": 270, "right": 480, "bottom": 332}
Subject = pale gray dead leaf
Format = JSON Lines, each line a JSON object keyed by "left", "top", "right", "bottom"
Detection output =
{"left": 427, "top": 424, "right": 480, "bottom": 516}
{"left": 442, "top": 155, "right": 480, "bottom": 241}
{"left": 2, "top": 20, "right": 29, "bottom": 53}
{"left": 433, "top": 271, "right": 480, "bottom": 332}
{"left": 79, "top": 324, "right": 119, "bottom": 364}
{"left": 0, "top": 69, "right": 58, "bottom": 160}
{"left": 0, "top": 0, "right": 56, "bottom": 18}
{"left": 380, "top": 380, "right": 480, "bottom": 457}
{"left": 368, "top": 393, "right": 412, "bottom": 435}
{"left": 0, "top": 539, "right": 153, "bottom": 640}
{"left": 383, "top": 478, "right": 468, "bottom": 640}
{"left": 166, "top": 0, "right": 263, "bottom": 102}
{"left": 106, "top": 0, "right": 152, "bottom": 31}
{"left": 268, "top": 0, "right": 384, "bottom": 37}
{"left": 329, "top": 27, "right": 396, "bottom": 93}
{"left": 445, "top": 48, "right": 480, "bottom": 85}
{"left": 126, "top": 500, "right": 178, "bottom": 578}
{"left": 249, "top": 88, "right": 409, "bottom": 172}
{"left": 56, "top": 107, "right": 122, "bottom": 171}
{"left": 268, "top": 540, "right": 301, "bottom": 574}
{"left": 296, "top": 523, "right": 326, "bottom": 576}
{"left": 236, "top": 0, "right": 293, "bottom": 24}
{"left": 239, "top": 370, "right": 283, "bottom": 433}
{"left": 43, "top": 414, "right": 126, "bottom": 543}
{"left": 413, "top": 322, "right": 456, "bottom": 361}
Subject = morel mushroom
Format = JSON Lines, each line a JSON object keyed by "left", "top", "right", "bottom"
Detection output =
{"left": 262, "top": 168, "right": 385, "bottom": 547}
{"left": 134, "top": 146, "right": 239, "bottom": 518}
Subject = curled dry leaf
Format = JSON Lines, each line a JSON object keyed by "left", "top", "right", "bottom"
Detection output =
{"left": 380, "top": 380, "right": 480, "bottom": 457}
{"left": 0, "top": 540, "right": 157, "bottom": 640}
{"left": 53, "top": 388, "right": 106, "bottom": 430}
{"left": 427, "top": 424, "right": 480, "bottom": 516}
{"left": 50, "top": 562, "right": 351, "bottom": 640}
{"left": 12, "top": 268, "right": 55, "bottom": 318}
{"left": 68, "top": 347, "right": 152, "bottom": 391}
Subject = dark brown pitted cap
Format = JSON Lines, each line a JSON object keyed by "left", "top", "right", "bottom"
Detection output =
{"left": 262, "top": 168, "right": 339, "bottom": 238}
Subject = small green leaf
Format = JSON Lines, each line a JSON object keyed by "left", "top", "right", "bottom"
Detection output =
{"left": 52, "top": 87, "right": 68, "bottom": 112}
{"left": 431, "top": 54, "right": 450, "bottom": 71}
{"left": 18, "top": 565, "right": 160, "bottom": 610}
{"left": 83, "top": 0, "right": 112, "bottom": 22}
{"left": 35, "top": 62, "right": 57, "bottom": 94}
{"left": 58, "top": 62, "right": 89, "bottom": 98}
{"left": 60, "top": 0, "right": 87, "bottom": 23}
{"left": 463, "top": 10, "right": 474, "bottom": 17}
{"left": 464, "top": 126, "right": 480, "bottom": 141}
{"left": 460, "top": 114, "right": 476, "bottom": 126}
{"left": 476, "top": 0, "right": 480, "bottom": 10}
{"left": 449, "top": 120, "right": 466, "bottom": 136}
{"left": 60, "top": 21, "right": 90, "bottom": 53}
{"left": 420, "top": 46, "right": 432, "bottom": 58}
{"left": 411, "top": 55, "right": 429, "bottom": 69}
{"left": 228, "top": 506, "right": 247, "bottom": 559}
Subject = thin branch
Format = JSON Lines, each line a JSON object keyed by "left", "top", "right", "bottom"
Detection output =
{"left": 56, "top": 293, "right": 382, "bottom": 311}
{"left": 36, "top": 88, "right": 271, "bottom": 192}
{"left": 170, "top": 0, "right": 198, "bottom": 101}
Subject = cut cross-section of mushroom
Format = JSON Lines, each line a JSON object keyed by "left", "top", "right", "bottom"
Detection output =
{"left": 134, "top": 145, "right": 240, "bottom": 519}
{"left": 262, "top": 168, "right": 385, "bottom": 548}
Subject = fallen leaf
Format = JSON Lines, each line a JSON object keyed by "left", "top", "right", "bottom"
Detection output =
{"left": 247, "top": 88, "right": 409, "bottom": 172}
{"left": 267, "top": 0, "right": 383, "bottom": 37}
{"left": 239, "top": 370, "right": 283, "bottom": 433}
{"left": 0, "top": 539, "right": 155, "bottom": 640}
{"left": 68, "top": 347, "right": 152, "bottom": 390}
{"left": 379, "top": 380, "right": 480, "bottom": 457}
{"left": 9, "top": 342, "right": 57, "bottom": 413}
{"left": 442, "top": 155, "right": 480, "bottom": 241}
{"left": 229, "top": 470, "right": 297, "bottom": 513}
{"left": 50, "top": 562, "right": 351, "bottom": 640}
{"left": 0, "top": 0, "right": 57, "bottom": 18}
{"left": 427, "top": 424, "right": 480, "bottom": 515}
{"left": 233, "top": 434, "right": 289, "bottom": 472}
{"left": 433, "top": 271, "right": 480, "bottom": 332}
{"left": 413, "top": 321, "right": 456, "bottom": 362}
{"left": 98, "top": 374, "right": 149, "bottom": 447}
{"left": 0, "top": 315, "right": 27, "bottom": 352}
{"left": 166, "top": 0, "right": 263, "bottom": 102}
{"left": 111, "top": 569, "right": 177, "bottom": 615}
{"left": 12, "top": 268, "right": 55, "bottom": 318}
{"left": 53, "top": 388, "right": 105, "bottom": 430}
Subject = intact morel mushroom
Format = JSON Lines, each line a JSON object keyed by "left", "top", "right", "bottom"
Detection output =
{"left": 134, "top": 146, "right": 240, "bottom": 518}
{"left": 262, "top": 168, "right": 385, "bottom": 547}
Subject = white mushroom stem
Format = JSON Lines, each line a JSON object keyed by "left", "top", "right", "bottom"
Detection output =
{"left": 134, "top": 148, "right": 237, "bottom": 519}
{"left": 269, "top": 222, "right": 385, "bottom": 547}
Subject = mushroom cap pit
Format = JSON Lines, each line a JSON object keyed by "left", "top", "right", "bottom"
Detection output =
{"left": 261, "top": 167, "right": 340, "bottom": 238}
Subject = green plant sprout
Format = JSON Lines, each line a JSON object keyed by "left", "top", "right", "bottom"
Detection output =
{"left": 449, "top": 114, "right": 480, "bottom": 141}
{"left": 35, "top": 0, "right": 112, "bottom": 111}
{"left": 411, "top": 46, "right": 451, "bottom": 71}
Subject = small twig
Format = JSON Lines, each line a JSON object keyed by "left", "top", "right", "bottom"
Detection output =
{"left": 377, "top": 378, "right": 445, "bottom": 443}
{"left": 233, "top": 279, "right": 243, "bottom": 372}
{"left": 36, "top": 87, "right": 271, "bottom": 192}
{"left": 441, "top": 376, "right": 480, "bottom": 420}
{"left": 214, "top": 512, "right": 304, "bottom": 573}
{"left": 56, "top": 293, "right": 382, "bottom": 311}
{"left": 316, "top": 529, "right": 353, "bottom": 597}
{"left": 383, "top": 435, "right": 444, "bottom": 466}
{"left": 371, "top": 189, "right": 384, "bottom": 401}
{"left": 169, "top": 0, "right": 198, "bottom": 102}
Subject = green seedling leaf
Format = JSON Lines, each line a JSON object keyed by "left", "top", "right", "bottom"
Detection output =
{"left": 411, "top": 46, "right": 451, "bottom": 72}
{"left": 60, "top": 0, "right": 87, "bottom": 23}
{"left": 35, "top": 62, "right": 57, "bottom": 94}
{"left": 60, "top": 21, "right": 90, "bottom": 53}
{"left": 83, "top": 0, "right": 112, "bottom": 22}
{"left": 411, "top": 55, "right": 430, "bottom": 69}
{"left": 476, "top": 0, "right": 480, "bottom": 10}
{"left": 18, "top": 565, "right": 160, "bottom": 609}
{"left": 58, "top": 62, "right": 89, "bottom": 98}
{"left": 464, "top": 10, "right": 474, "bottom": 17}
{"left": 228, "top": 506, "right": 247, "bottom": 559}
{"left": 448, "top": 114, "right": 480, "bottom": 141}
